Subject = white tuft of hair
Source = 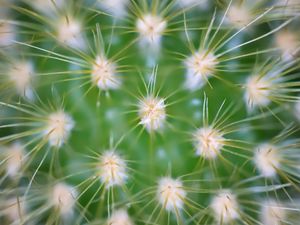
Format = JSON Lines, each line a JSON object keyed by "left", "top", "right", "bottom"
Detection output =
{"left": 51, "top": 183, "right": 77, "bottom": 216}
{"left": 194, "top": 127, "right": 224, "bottom": 159}
{"left": 7, "top": 60, "right": 35, "bottom": 99}
{"left": 107, "top": 209, "right": 134, "bottom": 225}
{"left": 136, "top": 14, "right": 167, "bottom": 57}
{"left": 138, "top": 96, "right": 166, "bottom": 132}
{"left": 43, "top": 111, "right": 74, "bottom": 148}
{"left": 211, "top": 190, "right": 239, "bottom": 223}
{"left": 184, "top": 51, "right": 217, "bottom": 91}
{"left": 157, "top": 177, "right": 186, "bottom": 211}
{"left": 261, "top": 199, "right": 286, "bottom": 225}
{"left": 254, "top": 144, "right": 281, "bottom": 178}
{"left": 98, "top": 151, "right": 128, "bottom": 188}
{"left": 91, "top": 55, "right": 121, "bottom": 90}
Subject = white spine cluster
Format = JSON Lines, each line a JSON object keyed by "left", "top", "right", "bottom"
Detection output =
{"left": 244, "top": 75, "right": 272, "bottom": 110}
{"left": 194, "top": 127, "right": 224, "bottom": 159}
{"left": 136, "top": 14, "right": 167, "bottom": 52}
{"left": 43, "top": 111, "right": 74, "bottom": 148}
{"left": 184, "top": 51, "right": 217, "bottom": 91}
{"left": 107, "top": 209, "right": 134, "bottom": 225}
{"left": 91, "top": 56, "right": 121, "bottom": 90}
{"left": 157, "top": 177, "right": 186, "bottom": 211}
{"left": 227, "top": 4, "right": 252, "bottom": 28}
{"left": 56, "top": 16, "right": 85, "bottom": 50}
{"left": 51, "top": 183, "right": 77, "bottom": 216}
{"left": 261, "top": 200, "right": 286, "bottom": 225}
{"left": 3, "top": 197, "right": 25, "bottom": 222}
{"left": 211, "top": 190, "right": 239, "bottom": 223}
{"left": 138, "top": 96, "right": 166, "bottom": 132}
{"left": 98, "top": 151, "right": 127, "bottom": 188}
{"left": 4, "top": 143, "right": 24, "bottom": 177}
{"left": 254, "top": 144, "right": 281, "bottom": 178}
{"left": 97, "top": 0, "right": 129, "bottom": 18}
{"left": 7, "top": 60, "right": 35, "bottom": 99}
{"left": 275, "top": 30, "right": 300, "bottom": 60}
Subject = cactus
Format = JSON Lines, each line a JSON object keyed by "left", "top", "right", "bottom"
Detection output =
{"left": 1, "top": 0, "right": 300, "bottom": 224}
